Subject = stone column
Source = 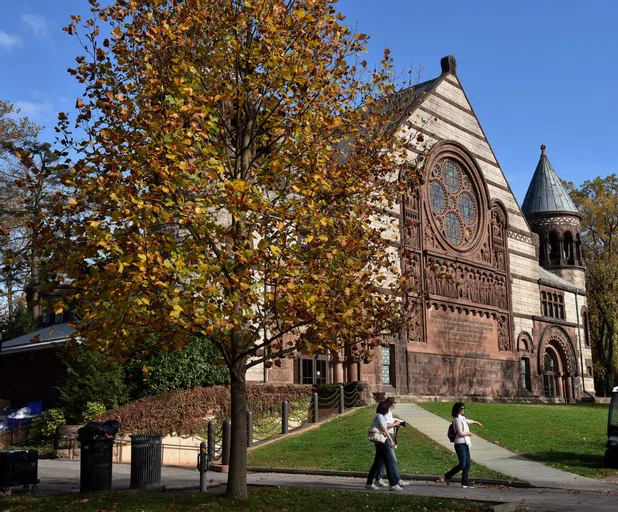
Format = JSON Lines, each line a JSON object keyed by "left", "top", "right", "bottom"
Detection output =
{"left": 555, "top": 373, "right": 563, "bottom": 399}
{"left": 558, "top": 237, "right": 565, "bottom": 265}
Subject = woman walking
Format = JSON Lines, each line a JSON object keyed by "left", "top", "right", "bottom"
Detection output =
{"left": 443, "top": 402, "right": 484, "bottom": 488}
{"left": 366, "top": 400, "right": 408, "bottom": 491}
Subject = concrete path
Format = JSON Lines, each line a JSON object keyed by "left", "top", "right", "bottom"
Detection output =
{"left": 398, "top": 403, "right": 616, "bottom": 491}
{"left": 18, "top": 460, "right": 618, "bottom": 512}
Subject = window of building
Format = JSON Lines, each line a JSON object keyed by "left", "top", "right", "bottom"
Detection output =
{"left": 521, "top": 358, "right": 531, "bottom": 391}
{"left": 540, "top": 290, "right": 565, "bottom": 320}
{"left": 382, "top": 345, "right": 395, "bottom": 386}
{"left": 426, "top": 152, "right": 481, "bottom": 250}
{"left": 582, "top": 310, "right": 590, "bottom": 347}
{"left": 42, "top": 312, "right": 50, "bottom": 325}
{"left": 55, "top": 310, "right": 64, "bottom": 323}
{"left": 587, "top": 365, "right": 593, "bottom": 377}
{"left": 297, "top": 355, "right": 328, "bottom": 386}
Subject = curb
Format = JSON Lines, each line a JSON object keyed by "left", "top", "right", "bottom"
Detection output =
{"left": 246, "top": 467, "right": 533, "bottom": 488}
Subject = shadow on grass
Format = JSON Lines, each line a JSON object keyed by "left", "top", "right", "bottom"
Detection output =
{"left": 521, "top": 451, "right": 606, "bottom": 470}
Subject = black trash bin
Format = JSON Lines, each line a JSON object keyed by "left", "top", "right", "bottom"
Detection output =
{"left": 0, "top": 450, "right": 39, "bottom": 493}
{"left": 78, "top": 420, "right": 119, "bottom": 493}
{"left": 130, "top": 434, "right": 162, "bottom": 489}
{"left": 79, "top": 438, "right": 114, "bottom": 493}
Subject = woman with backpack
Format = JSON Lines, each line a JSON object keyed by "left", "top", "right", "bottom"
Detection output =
{"left": 443, "top": 402, "right": 484, "bottom": 488}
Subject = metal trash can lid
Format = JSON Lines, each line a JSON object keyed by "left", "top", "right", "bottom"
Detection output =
{"left": 129, "top": 434, "right": 163, "bottom": 440}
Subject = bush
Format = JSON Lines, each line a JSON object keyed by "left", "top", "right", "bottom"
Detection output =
{"left": 57, "top": 346, "right": 130, "bottom": 423}
{"left": 98, "top": 384, "right": 312, "bottom": 436}
{"left": 28, "top": 408, "right": 66, "bottom": 443}
{"left": 126, "top": 337, "right": 230, "bottom": 398}
{"left": 81, "top": 402, "right": 107, "bottom": 422}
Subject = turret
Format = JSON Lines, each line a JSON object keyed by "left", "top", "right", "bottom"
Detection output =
{"left": 522, "top": 145, "right": 585, "bottom": 288}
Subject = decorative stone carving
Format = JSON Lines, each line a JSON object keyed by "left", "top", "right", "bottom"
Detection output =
{"left": 406, "top": 299, "right": 424, "bottom": 343}
{"left": 424, "top": 256, "right": 508, "bottom": 310}
{"left": 497, "top": 315, "right": 510, "bottom": 351}
{"left": 538, "top": 325, "right": 577, "bottom": 375}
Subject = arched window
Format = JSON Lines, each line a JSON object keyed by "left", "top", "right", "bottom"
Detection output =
{"left": 564, "top": 231, "right": 574, "bottom": 264}
{"left": 548, "top": 231, "right": 560, "bottom": 265}
{"left": 582, "top": 309, "right": 590, "bottom": 348}
{"left": 575, "top": 234, "right": 582, "bottom": 265}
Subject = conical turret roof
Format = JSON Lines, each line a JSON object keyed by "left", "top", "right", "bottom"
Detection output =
{"left": 521, "top": 145, "right": 578, "bottom": 216}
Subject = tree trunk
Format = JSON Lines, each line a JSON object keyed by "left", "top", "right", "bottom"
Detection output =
{"left": 225, "top": 354, "right": 248, "bottom": 499}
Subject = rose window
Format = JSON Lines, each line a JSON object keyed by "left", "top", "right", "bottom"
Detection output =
{"left": 427, "top": 158, "right": 479, "bottom": 247}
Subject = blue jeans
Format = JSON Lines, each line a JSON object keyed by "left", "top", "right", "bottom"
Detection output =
{"left": 374, "top": 441, "right": 397, "bottom": 483}
{"left": 445, "top": 443, "right": 471, "bottom": 485}
{"left": 367, "top": 439, "right": 400, "bottom": 486}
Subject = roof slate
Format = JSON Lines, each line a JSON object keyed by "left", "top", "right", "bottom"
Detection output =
{"left": 522, "top": 148, "right": 578, "bottom": 216}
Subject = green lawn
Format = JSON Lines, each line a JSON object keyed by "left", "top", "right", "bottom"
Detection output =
{"left": 419, "top": 402, "right": 617, "bottom": 480}
{"left": 247, "top": 407, "right": 509, "bottom": 480}
{"left": 0, "top": 488, "right": 493, "bottom": 512}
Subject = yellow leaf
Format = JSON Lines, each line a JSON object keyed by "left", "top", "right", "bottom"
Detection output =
{"left": 68, "top": 198, "right": 77, "bottom": 206}
{"left": 305, "top": 235, "right": 314, "bottom": 243}
{"left": 170, "top": 304, "right": 183, "bottom": 318}
{"left": 89, "top": 221, "right": 101, "bottom": 228}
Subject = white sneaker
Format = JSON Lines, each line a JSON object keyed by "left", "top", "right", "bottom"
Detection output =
{"left": 390, "top": 484, "right": 403, "bottom": 491}
{"left": 462, "top": 485, "right": 475, "bottom": 489}
{"left": 365, "top": 483, "right": 378, "bottom": 490}
{"left": 398, "top": 480, "right": 410, "bottom": 487}
{"left": 375, "top": 479, "right": 389, "bottom": 487}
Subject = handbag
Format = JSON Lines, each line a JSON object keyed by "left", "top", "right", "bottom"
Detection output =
{"left": 368, "top": 427, "right": 387, "bottom": 444}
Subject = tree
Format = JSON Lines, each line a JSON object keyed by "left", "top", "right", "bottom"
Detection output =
{"left": 0, "top": 101, "right": 43, "bottom": 317}
{"left": 53, "top": 0, "right": 421, "bottom": 498}
{"left": 0, "top": 299, "right": 36, "bottom": 341}
{"left": 569, "top": 175, "right": 618, "bottom": 395}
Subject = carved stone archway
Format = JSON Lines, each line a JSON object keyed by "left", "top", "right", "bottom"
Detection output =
{"left": 538, "top": 325, "right": 578, "bottom": 401}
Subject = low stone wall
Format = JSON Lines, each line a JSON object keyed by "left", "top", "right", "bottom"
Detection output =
{"left": 54, "top": 425, "right": 81, "bottom": 459}
{"left": 53, "top": 426, "right": 204, "bottom": 467}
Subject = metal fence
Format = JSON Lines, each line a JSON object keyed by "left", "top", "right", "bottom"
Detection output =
{"left": 207, "top": 383, "right": 361, "bottom": 464}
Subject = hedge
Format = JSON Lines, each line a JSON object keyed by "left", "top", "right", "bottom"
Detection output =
{"left": 98, "top": 384, "right": 312, "bottom": 436}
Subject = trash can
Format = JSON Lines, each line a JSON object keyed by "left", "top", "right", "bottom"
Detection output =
{"left": 78, "top": 420, "right": 120, "bottom": 493}
{"left": 129, "top": 434, "right": 162, "bottom": 489}
{"left": 0, "top": 450, "right": 39, "bottom": 493}
{"left": 79, "top": 438, "right": 114, "bottom": 493}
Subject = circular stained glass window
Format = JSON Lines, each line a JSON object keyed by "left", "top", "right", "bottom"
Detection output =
{"left": 429, "top": 181, "right": 446, "bottom": 214}
{"left": 443, "top": 161, "right": 461, "bottom": 193}
{"left": 445, "top": 213, "right": 462, "bottom": 245}
{"left": 458, "top": 192, "right": 476, "bottom": 224}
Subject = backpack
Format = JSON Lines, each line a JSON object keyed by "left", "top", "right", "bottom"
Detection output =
{"left": 447, "top": 423, "right": 456, "bottom": 443}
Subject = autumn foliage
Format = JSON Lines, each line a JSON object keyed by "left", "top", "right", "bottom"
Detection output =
{"left": 98, "top": 384, "right": 312, "bottom": 436}
{"left": 50, "top": 0, "right": 420, "bottom": 497}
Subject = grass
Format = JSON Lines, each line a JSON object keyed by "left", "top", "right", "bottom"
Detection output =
{"left": 0, "top": 487, "right": 494, "bottom": 512}
{"left": 419, "top": 402, "right": 618, "bottom": 480}
{"left": 247, "top": 407, "right": 509, "bottom": 480}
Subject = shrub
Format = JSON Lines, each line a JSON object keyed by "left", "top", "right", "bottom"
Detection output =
{"left": 98, "top": 384, "right": 312, "bottom": 436}
{"left": 81, "top": 402, "right": 107, "bottom": 422}
{"left": 57, "top": 346, "right": 130, "bottom": 423}
{"left": 28, "top": 408, "right": 66, "bottom": 443}
{"left": 126, "top": 337, "right": 230, "bottom": 398}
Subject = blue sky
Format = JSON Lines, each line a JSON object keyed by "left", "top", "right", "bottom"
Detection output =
{"left": 1, "top": 0, "right": 616, "bottom": 203}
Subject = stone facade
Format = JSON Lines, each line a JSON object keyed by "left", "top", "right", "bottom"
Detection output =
{"left": 249, "top": 56, "right": 593, "bottom": 402}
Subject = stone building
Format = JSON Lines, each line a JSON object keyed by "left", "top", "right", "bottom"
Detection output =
{"left": 255, "top": 55, "right": 594, "bottom": 402}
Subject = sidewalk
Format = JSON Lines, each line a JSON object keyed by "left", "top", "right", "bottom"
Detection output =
{"left": 397, "top": 403, "right": 616, "bottom": 491}
{"left": 25, "top": 460, "right": 618, "bottom": 512}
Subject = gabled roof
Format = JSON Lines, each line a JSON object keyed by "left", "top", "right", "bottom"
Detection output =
{"left": 0, "top": 322, "right": 75, "bottom": 355}
{"left": 521, "top": 145, "right": 578, "bottom": 216}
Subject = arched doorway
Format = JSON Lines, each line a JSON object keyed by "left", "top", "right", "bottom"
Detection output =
{"left": 538, "top": 326, "right": 577, "bottom": 401}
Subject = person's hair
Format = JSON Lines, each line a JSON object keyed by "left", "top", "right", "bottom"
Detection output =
{"left": 376, "top": 400, "right": 390, "bottom": 415}
{"left": 452, "top": 402, "right": 465, "bottom": 417}
{"left": 386, "top": 397, "right": 396, "bottom": 407}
